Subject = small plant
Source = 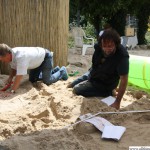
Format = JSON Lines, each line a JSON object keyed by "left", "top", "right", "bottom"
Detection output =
{"left": 68, "top": 21, "right": 97, "bottom": 48}
{"left": 83, "top": 22, "right": 96, "bottom": 38}
{"left": 68, "top": 36, "right": 74, "bottom": 48}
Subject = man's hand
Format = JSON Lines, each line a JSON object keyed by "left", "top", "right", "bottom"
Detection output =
{"left": 5, "top": 77, "right": 13, "bottom": 85}
{"left": 1, "top": 82, "right": 13, "bottom": 91}
{"left": 111, "top": 75, "right": 128, "bottom": 110}
{"left": 67, "top": 83, "right": 73, "bottom": 88}
{"left": 0, "top": 91, "right": 13, "bottom": 98}
{"left": 110, "top": 100, "right": 120, "bottom": 110}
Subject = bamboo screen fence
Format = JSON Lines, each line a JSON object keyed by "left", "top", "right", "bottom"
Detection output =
{"left": 0, "top": 0, "right": 69, "bottom": 74}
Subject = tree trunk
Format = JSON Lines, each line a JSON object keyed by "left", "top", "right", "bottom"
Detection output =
{"left": 109, "top": 9, "right": 126, "bottom": 36}
{"left": 137, "top": 4, "right": 150, "bottom": 44}
{"left": 92, "top": 15, "right": 101, "bottom": 41}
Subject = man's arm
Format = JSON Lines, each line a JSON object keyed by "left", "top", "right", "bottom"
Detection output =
{"left": 11, "top": 75, "right": 23, "bottom": 91}
{"left": 0, "top": 74, "right": 23, "bottom": 98}
{"left": 6, "top": 68, "right": 16, "bottom": 84}
{"left": 111, "top": 74, "right": 128, "bottom": 109}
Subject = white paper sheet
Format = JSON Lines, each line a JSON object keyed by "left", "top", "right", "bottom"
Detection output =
{"left": 101, "top": 96, "right": 116, "bottom": 106}
{"left": 84, "top": 117, "right": 114, "bottom": 132}
{"left": 79, "top": 114, "right": 126, "bottom": 141}
{"left": 102, "top": 126, "right": 126, "bottom": 141}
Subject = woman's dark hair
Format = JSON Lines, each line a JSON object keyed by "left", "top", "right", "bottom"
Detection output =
{"left": 98, "top": 29, "right": 121, "bottom": 48}
{"left": 0, "top": 44, "right": 11, "bottom": 56}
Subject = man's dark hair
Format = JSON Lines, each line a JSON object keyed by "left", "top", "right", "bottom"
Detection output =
{"left": 0, "top": 44, "right": 11, "bottom": 56}
{"left": 99, "top": 29, "right": 121, "bottom": 48}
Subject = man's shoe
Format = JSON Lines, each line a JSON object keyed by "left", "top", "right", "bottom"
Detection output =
{"left": 60, "top": 66, "right": 68, "bottom": 80}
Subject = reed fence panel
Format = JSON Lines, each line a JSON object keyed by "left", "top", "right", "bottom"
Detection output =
{"left": 0, "top": 0, "right": 69, "bottom": 74}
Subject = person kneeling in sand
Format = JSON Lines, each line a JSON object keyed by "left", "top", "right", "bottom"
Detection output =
{"left": 67, "top": 29, "right": 129, "bottom": 110}
{"left": 0, "top": 44, "right": 68, "bottom": 97}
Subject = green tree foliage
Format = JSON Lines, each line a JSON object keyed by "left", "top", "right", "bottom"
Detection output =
{"left": 69, "top": 0, "right": 78, "bottom": 24}
{"left": 70, "top": 0, "right": 132, "bottom": 37}
{"left": 126, "top": 0, "right": 150, "bottom": 44}
{"left": 70, "top": 0, "right": 150, "bottom": 44}
{"left": 80, "top": 0, "right": 131, "bottom": 37}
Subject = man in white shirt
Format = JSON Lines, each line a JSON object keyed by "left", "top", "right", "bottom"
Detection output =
{"left": 0, "top": 44, "right": 68, "bottom": 97}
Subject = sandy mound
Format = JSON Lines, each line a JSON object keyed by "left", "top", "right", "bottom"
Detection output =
{"left": 0, "top": 48, "right": 150, "bottom": 150}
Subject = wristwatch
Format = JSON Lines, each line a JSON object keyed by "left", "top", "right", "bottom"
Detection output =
{"left": 10, "top": 90, "right": 15, "bottom": 93}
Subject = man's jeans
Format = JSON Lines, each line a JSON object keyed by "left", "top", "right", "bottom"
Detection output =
{"left": 71, "top": 71, "right": 90, "bottom": 87}
{"left": 73, "top": 80, "right": 112, "bottom": 97}
{"left": 29, "top": 50, "right": 65, "bottom": 85}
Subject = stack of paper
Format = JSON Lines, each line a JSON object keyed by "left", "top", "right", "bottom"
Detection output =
{"left": 79, "top": 113, "right": 126, "bottom": 141}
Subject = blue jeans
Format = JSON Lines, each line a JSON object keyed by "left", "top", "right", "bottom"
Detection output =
{"left": 29, "top": 50, "right": 63, "bottom": 85}
{"left": 72, "top": 70, "right": 112, "bottom": 97}
{"left": 71, "top": 71, "right": 90, "bottom": 87}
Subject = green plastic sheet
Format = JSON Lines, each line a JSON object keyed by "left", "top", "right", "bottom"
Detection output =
{"left": 129, "top": 55, "right": 150, "bottom": 89}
